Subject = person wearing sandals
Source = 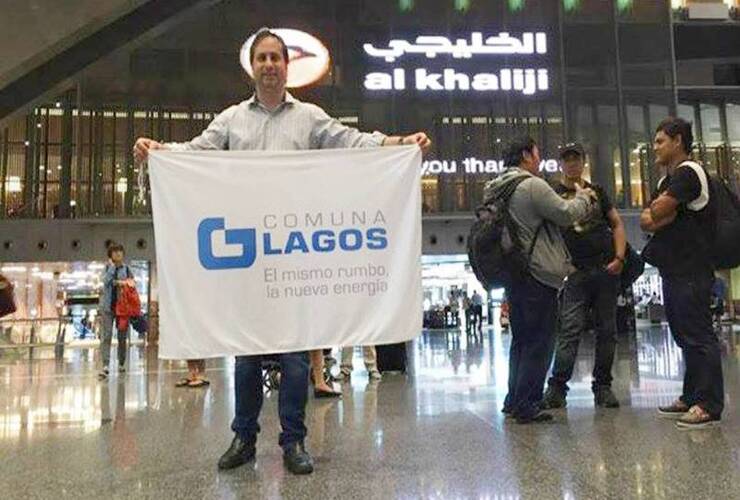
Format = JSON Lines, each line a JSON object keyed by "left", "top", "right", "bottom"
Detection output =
{"left": 310, "top": 350, "right": 341, "bottom": 398}
{"left": 336, "top": 345, "right": 382, "bottom": 381}
{"left": 97, "top": 243, "right": 134, "bottom": 379}
{"left": 175, "top": 359, "right": 210, "bottom": 388}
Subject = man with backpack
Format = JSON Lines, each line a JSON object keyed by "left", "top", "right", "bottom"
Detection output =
{"left": 541, "top": 143, "right": 626, "bottom": 410}
{"left": 484, "top": 137, "right": 595, "bottom": 423}
{"left": 640, "top": 117, "right": 725, "bottom": 429}
{"left": 98, "top": 243, "right": 135, "bottom": 379}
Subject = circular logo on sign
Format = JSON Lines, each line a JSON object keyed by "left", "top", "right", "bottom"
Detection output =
{"left": 240, "top": 29, "right": 330, "bottom": 88}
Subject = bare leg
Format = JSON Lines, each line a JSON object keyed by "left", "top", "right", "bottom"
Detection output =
{"left": 310, "top": 350, "right": 340, "bottom": 394}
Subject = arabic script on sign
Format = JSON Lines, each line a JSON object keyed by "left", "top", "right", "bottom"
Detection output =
{"left": 364, "top": 32, "right": 548, "bottom": 62}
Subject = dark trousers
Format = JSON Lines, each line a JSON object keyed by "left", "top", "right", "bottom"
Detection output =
{"left": 99, "top": 311, "right": 128, "bottom": 367}
{"left": 549, "top": 268, "right": 618, "bottom": 391}
{"left": 662, "top": 273, "right": 725, "bottom": 417}
{"left": 472, "top": 305, "right": 483, "bottom": 331}
{"left": 231, "top": 351, "right": 310, "bottom": 448}
{"left": 504, "top": 275, "right": 558, "bottom": 419}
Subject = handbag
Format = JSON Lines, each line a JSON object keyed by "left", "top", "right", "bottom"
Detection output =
{"left": 620, "top": 244, "right": 645, "bottom": 290}
{"left": 115, "top": 267, "right": 141, "bottom": 330}
{"left": 0, "top": 274, "right": 17, "bottom": 318}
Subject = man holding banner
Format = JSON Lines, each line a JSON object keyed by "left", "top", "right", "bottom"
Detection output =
{"left": 134, "top": 28, "right": 430, "bottom": 475}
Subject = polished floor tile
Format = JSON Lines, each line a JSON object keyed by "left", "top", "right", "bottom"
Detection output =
{"left": 0, "top": 322, "right": 738, "bottom": 499}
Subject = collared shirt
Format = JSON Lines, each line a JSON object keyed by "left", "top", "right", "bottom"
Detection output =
{"left": 167, "top": 92, "right": 387, "bottom": 152}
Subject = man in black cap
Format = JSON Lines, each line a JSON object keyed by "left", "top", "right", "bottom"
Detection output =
{"left": 542, "top": 143, "right": 627, "bottom": 409}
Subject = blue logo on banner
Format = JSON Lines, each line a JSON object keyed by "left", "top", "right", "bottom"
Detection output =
{"left": 197, "top": 217, "right": 388, "bottom": 270}
{"left": 197, "top": 218, "right": 257, "bottom": 270}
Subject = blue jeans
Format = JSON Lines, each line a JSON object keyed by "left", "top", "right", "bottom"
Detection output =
{"left": 504, "top": 274, "right": 558, "bottom": 419}
{"left": 231, "top": 351, "right": 309, "bottom": 448}
{"left": 549, "top": 268, "right": 618, "bottom": 391}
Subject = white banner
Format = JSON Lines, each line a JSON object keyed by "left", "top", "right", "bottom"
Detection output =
{"left": 149, "top": 146, "right": 423, "bottom": 359}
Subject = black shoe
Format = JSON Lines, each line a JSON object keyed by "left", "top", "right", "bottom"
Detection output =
{"left": 541, "top": 385, "right": 567, "bottom": 409}
{"left": 217, "top": 435, "right": 256, "bottom": 470}
{"left": 594, "top": 386, "right": 620, "bottom": 408}
{"left": 283, "top": 441, "right": 314, "bottom": 475}
{"left": 516, "top": 411, "right": 554, "bottom": 424}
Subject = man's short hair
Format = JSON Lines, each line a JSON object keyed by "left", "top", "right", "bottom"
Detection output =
{"left": 656, "top": 117, "right": 693, "bottom": 155}
{"left": 250, "top": 28, "right": 289, "bottom": 65}
{"left": 503, "top": 136, "right": 537, "bottom": 167}
{"left": 107, "top": 243, "right": 125, "bottom": 258}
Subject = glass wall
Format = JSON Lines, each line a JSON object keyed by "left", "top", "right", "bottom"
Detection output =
{"left": 0, "top": 261, "right": 149, "bottom": 346}
{"left": 1, "top": 0, "right": 739, "bottom": 219}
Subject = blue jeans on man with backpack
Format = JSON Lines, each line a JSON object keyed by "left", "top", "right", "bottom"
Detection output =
{"left": 503, "top": 274, "right": 558, "bottom": 422}
{"left": 662, "top": 272, "right": 724, "bottom": 418}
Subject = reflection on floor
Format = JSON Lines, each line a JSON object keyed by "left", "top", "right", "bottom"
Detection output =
{"left": 0, "top": 322, "right": 738, "bottom": 499}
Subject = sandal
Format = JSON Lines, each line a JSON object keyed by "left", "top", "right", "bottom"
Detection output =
{"left": 175, "top": 378, "right": 192, "bottom": 387}
{"left": 187, "top": 378, "right": 210, "bottom": 388}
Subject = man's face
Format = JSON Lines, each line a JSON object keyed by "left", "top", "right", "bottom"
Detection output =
{"left": 110, "top": 250, "right": 124, "bottom": 264}
{"left": 522, "top": 145, "right": 541, "bottom": 173}
{"left": 251, "top": 36, "right": 288, "bottom": 93}
{"left": 653, "top": 130, "right": 681, "bottom": 167}
{"left": 561, "top": 152, "right": 584, "bottom": 180}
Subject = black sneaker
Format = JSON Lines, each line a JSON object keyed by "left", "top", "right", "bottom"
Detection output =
{"left": 283, "top": 441, "right": 314, "bottom": 475}
{"left": 541, "top": 385, "right": 567, "bottom": 409}
{"left": 218, "top": 435, "right": 256, "bottom": 470}
{"left": 657, "top": 399, "right": 689, "bottom": 420}
{"left": 516, "top": 411, "right": 554, "bottom": 424}
{"left": 594, "top": 386, "right": 620, "bottom": 408}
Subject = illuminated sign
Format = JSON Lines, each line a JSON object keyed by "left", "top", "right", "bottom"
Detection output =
{"left": 363, "top": 32, "right": 550, "bottom": 95}
{"left": 240, "top": 29, "right": 330, "bottom": 88}
{"left": 422, "top": 157, "right": 559, "bottom": 175}
{"left": 364, "top": 32, "right": 547, "bottom": 61}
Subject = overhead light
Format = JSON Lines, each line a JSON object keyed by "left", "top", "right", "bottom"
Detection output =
{"left": 5, "top": 176, "right": 21, "bottom": 193}
{"left": 454, "top": 0, "right": 471, "bottom": 12}
{"left": 1, "top": 266, "right": 27, "bottom": 273}
{"left": 563, "top": 0, "right": 581, "bottom": 12}
{"left": 398, "top": 0, "right": 413, "bottom": 11}
{"left": 617, "top": 0, "right": 633, "bottom": 12}
{"left": 507, "top": 0, "right": 525, "bottom": 11}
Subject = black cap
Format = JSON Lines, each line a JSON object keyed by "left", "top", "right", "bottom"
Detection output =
{"left": 559, "top": 142, "right": 585, "bottom": 158}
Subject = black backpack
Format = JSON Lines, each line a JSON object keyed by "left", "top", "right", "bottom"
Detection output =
{"left": 644, "top": 162, "right": 740, "bottom": 271}
{"left": 467, "top": 176, "right": 541, "bottom": 290}
{"left": 710, "top": 174, "right": 740, "bottom": 269}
